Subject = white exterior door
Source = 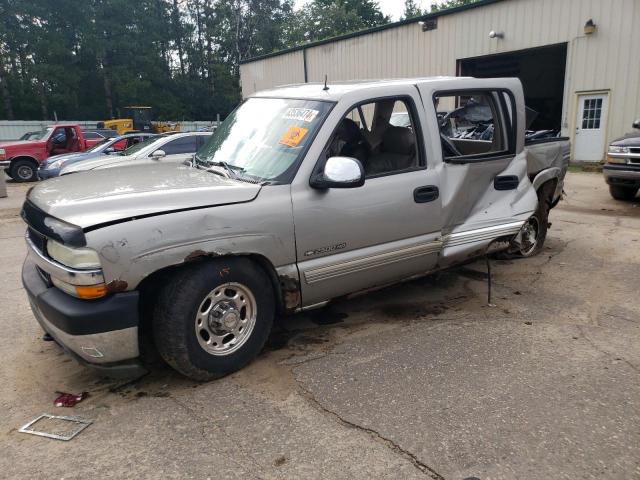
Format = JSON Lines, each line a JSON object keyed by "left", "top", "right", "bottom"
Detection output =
{"left": 574, "top": 93, "right": 609, "bottom": 162}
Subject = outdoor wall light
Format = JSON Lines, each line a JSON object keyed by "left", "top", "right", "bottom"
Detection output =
{"left": 488, "top": 30, "right": 504, "bottom": 39}
{"left": 584, "top": 19, "right": 597, "bottom": 35}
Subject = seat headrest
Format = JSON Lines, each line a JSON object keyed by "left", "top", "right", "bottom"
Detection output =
{"left": 382, "top": 126, "right": 415, "bottom": 155}
{"left": 336, "top": 118, "right": 362, "bottom": 143}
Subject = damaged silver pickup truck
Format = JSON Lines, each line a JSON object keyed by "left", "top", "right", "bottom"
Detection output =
{"left": 21, "top": 77, "right": 569, "bottom": 380}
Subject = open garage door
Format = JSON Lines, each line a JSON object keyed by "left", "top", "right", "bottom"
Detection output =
{"left": 458, "top": 44, "right": 567, "bottom": 132}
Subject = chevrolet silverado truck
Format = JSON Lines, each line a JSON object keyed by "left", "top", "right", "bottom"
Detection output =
{"left": 603, "top": 119, "right": 640, "bottom": 200}
{"left": 21, "top": 77, "right": 569, "bottom": 380}
{"left": 1, "top": 123, "right": 96, "bottom": 182}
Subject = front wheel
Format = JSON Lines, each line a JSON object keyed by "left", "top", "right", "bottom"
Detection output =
{"left": 153, "top": 258, "right": 275, "bottom": 381}
{"left": 609, "top": 185, "right": 638, "bottom": 201}
{"left": 10, "top": 159, "right": 38, "bottom": 182}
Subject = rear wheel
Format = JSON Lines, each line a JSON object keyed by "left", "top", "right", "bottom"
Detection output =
{"left": 609, "top": 185, "right": 638, "bottom": 201}
{"left": 153, "top": 258, "right": 275, "bottom": 381}
{"left": 513, "top": 181, "right": 554, "bottom": 258}
{"left": 10, "top": 159, "right": 38, "bottom": 182}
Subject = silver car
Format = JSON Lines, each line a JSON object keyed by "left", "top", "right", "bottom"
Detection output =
{"left": 20, "top": 77, "right": 568, "bottom": 380}
{"left": 59, "top": 131, "right": 211, "bottom": 174}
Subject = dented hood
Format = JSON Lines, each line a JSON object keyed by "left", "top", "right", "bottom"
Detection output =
{"left": 27, "top": 163, "right": 261, "bottom": 229}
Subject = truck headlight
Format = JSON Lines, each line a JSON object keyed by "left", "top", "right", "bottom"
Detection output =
{"left": 0, "top": 148, "right": 5, "bottom": 160}
{"left": 47, "top": 239, "right": 102, "bottom": 269}
{"left": 608, "top": 145, "right": 629, "bottom": 154}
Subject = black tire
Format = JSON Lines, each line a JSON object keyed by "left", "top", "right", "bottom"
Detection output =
{"left": 153, "top": 258, "right": 275, "bottom": 381}
{"left": 609, "top": 185, "right": 638, "bottom": 201}
{"left": 10, "top": 158, "right": 38, "bottom": 182}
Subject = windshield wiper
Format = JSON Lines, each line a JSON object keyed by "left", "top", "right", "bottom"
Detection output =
{"left": 205, "top": 160, "right": 246, "bottom": 180}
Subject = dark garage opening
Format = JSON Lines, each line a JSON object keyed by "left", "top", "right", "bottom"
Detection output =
{"left": 458, "top": 43, "right": 567, "bottom": 132}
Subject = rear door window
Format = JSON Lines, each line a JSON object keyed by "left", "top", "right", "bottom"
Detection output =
{"left": 434, "top": 91, "right": 513, "bottom": 161}
{"left": 161, "top": 136, "right": 197, "bottom": 155}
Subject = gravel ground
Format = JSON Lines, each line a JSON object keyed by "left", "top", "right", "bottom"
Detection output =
{"left": 0, "top": 171, "right": 638, "bottom": 479}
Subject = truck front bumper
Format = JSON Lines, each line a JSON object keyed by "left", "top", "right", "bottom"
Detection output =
{"left": 603, "top": 164, "right": 640, "bottom": 188}
{"left": 22, "top": 257, "right": 145, "bottom": 376}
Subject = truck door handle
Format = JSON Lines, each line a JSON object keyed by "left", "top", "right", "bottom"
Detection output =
{"left": 494, "top": 175, "right": 519, "bottom": 190}
{"left": 414, "top": 185, "right": 439, "bottom": 203}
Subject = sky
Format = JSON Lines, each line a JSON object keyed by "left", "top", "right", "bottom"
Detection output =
{"left": 294, "top": 0, "right": 436, "bottom": 21}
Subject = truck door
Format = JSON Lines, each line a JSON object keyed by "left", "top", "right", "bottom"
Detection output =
{"left": 291, "top": 87, "right": 443, "bottom": 307}
{"left": 418, "top": 78, "right": 537, "bottom": 267}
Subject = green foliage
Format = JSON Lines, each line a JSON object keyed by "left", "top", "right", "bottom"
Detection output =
{"left": 290, "top": 0, "right": 389, "bottom": 44}
{"left": 402, "top": 0, "right": 425, "bottom": 19}
{"left": 0, "top": 0, "right": 388, "bottom": 120}
{"left": 430, "top": 0, "right": 480, "bottom": 13}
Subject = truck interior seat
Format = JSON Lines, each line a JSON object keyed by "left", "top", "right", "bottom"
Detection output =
{"left": 365, "top": 126, "right": 416, "bottom": 175}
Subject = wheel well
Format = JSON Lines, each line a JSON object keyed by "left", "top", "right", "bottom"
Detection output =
{"left": 11, "top": 156, "right": 39, "bottom": 169}
{"left": 536, "top": 177, "right": 558, "bottom": 204}
{"left": 135, "top": 254, "right": 289, "bottom": 360}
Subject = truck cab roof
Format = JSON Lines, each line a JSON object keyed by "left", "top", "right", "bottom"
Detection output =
{"left": 250, "top": 76, "right": 518, "bottom": 102}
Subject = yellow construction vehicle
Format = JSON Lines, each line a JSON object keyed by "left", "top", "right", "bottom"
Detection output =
{"left": 97, "top": 106, "right": 181, "bottom": 135}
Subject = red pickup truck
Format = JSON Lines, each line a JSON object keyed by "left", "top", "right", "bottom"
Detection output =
{"left": 0, "top": 123, "right": 101, "bottom": 182}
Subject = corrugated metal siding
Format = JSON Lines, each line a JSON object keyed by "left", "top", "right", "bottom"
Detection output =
{"left": 240, "top": 0, "right": 640, "bottom": 157}
{"left": 239, "top": 50, "right": 305, "bottom": 98}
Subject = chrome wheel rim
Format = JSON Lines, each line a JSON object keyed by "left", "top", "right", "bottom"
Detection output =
{"left": 519, "top": 216, "right": 539, "bottom": 256}
{"left": 17, "top": 165, "right": 33, "bottom": 180}
{"left": 194, "top": 282, "right": 257, "bottom": 356}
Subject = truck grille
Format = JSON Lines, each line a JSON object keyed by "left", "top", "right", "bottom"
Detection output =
{"left": 27, "top": 227, "right": 46, "bottom": 254}
{"left": 26, "top": 228, "right": 52, "bottom": 286}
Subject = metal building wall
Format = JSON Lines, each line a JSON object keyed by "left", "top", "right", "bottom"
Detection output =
{"left": 240, "top": 0, "right": 640, "bottom": 155}
{"left": 239, "top": 50, "right": 306, "bottom": 97}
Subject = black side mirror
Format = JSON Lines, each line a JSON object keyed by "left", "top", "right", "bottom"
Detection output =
{"left": 310, "top": 156, "right": 365, "bottom": 189}
{"left": 633, "top": 119, "right": 640, "bottom": 130}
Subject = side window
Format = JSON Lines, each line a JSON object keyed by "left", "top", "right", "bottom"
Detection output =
{"left": 196, "top": 135, "right": 207, "bottom": 149}
{"left": 327, "top": 97, "right": 422, "bottom": 178}
{"left": 83, "top": 131, "right": 101, "bottom": 140}
{"left": 434, "top": 91, "right": 511, "bottom": 160}
{"left": 112, "top": 139, "right": 127, "bottom": 151}
{"left": 161, "top": 136, "right": 197, "bottom": 155}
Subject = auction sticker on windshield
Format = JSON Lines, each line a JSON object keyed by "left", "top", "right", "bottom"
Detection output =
{"left": 279, "top": 126, "right": 309, "bottom": 147}
{"left": 283, "top": 108, "right": 319, "bottom": 123}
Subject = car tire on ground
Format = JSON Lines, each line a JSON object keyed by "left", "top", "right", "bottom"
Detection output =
{"left": 608, "top": 184, "right": 638, "bottom": 201}
{"left": 10, "top": 159, "right": 38, "bottom": 182}
{"left": 153, "top": 257, "right": 275, "bottom": 381}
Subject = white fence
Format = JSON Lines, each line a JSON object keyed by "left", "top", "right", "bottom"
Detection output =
{"left": 0, "top": 120, "right": 220, "bottom": 140}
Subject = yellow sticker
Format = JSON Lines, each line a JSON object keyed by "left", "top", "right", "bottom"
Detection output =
{"left": 279, "top": 126, "right": 308, "bottom": 147}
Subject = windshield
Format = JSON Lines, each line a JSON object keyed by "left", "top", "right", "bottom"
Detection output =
{"left": 25, "top": 128, "right": 53, "bottom": 141}
{"left": 195, "top": 98, "right": 332, "bottom": 182}
{"left": 119, "top": 135, "right": 164, "bottom": 156}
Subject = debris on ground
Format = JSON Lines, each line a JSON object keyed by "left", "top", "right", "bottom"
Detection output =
{"left": 54, "top": 391, "right": 89, "bottom": 407}
{"left": 18, "top": 414, "right": 92, "bottom": 441}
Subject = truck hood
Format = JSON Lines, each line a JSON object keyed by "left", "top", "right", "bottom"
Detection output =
{"left": 0, "top": 140, "right": 39, "bottom": 150}
{"left": 27, "top": 163, "right": 262, "bottom": 229}
{"left": 610, "top": 131, "right": 640, "bottom": 147}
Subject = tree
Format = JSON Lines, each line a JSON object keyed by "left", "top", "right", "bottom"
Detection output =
{"left": 290, "top": 0, "right": 389, "bottom": 44}
{"left": 430, "top": 0, "right": 480, "bottom": 12}
{"left": 402, "top": 0, "right": 424, "bottom": 19}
